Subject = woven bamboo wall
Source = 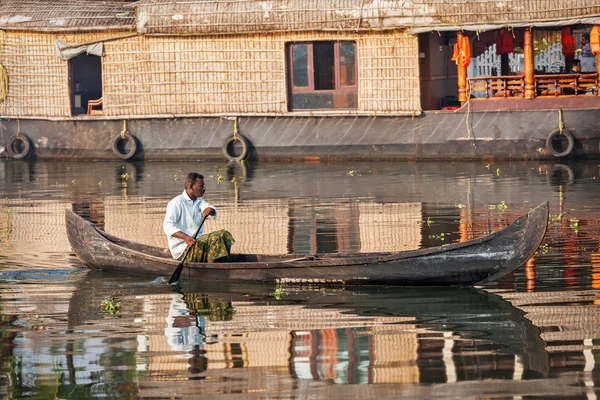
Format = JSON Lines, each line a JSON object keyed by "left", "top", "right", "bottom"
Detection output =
{"left": 0, "top": 31, "right": 125, "bottom": 117}
{"left": 102, "top": 31, "right": 420, "bottom": 116}
{"left": 0, "top": 30, "right": 419, "bottom": 117}
{"left": 138, "top": 0, "right": 600, "bottom": 35}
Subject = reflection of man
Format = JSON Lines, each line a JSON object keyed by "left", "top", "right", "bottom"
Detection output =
{"left": 164, "top": 294, "right": 206, "bottom": 352}
{"left": 163, "top": 172, "right": 234, "bottom": 263}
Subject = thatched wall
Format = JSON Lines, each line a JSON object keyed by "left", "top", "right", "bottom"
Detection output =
{"left": 0, "top": 31, "right": 127, "bottom": 117}
{"left": 1, "top": 30, "right": 420, "bottom": 118}
{"left": 0, "top": 0, "right": 136, "bottom": 32}
{"left": 138, "top": 0, "right": 600, "bottom": 35}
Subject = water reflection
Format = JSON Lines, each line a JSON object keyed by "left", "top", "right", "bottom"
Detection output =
{"left": 2, "top": 159, "right": 600, "bottom": 398}
{"left": 0, "top": 271, "right": 597, "bottom": 398}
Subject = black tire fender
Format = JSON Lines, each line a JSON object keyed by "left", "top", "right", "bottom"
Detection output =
{"left": 6, "top": 134, "right": 31, "bottom": 159}
{"left": 111, "top": 133, "right": 137, "bottom": 160}
{"left": 546, "top": 129, "right": 574, "bottom": 158}
{"left": 222, "top": 134, "right": 249, "bottom": 161}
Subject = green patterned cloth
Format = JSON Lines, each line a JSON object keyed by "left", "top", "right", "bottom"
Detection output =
{"left": 178, "top": 230, "right": 235, "bottom": 262}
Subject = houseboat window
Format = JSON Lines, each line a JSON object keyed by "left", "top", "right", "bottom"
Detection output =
{"left": 288, "top": 41, "right": 358, "bottom": 110}
{"left": 69, "top": 54, "right": 103, "bottom": 116}
{"left": 292, "top": 44, "right": 309, "bottom": 87}
{"left": 313, "top": 42, "right": 335, "bottom": 90}
{"left": 339, "top": 42, "right": 356, "bottom": 87}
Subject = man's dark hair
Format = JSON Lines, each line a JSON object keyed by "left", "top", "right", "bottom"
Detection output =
{"left": 572, "top": 59, "right": 581, "bottom": 66}
{"left": 184, "top": 172, "right": 204, "bottom": 189}
{"left": 584, "top": 33, "right": 590, "bottom": 41}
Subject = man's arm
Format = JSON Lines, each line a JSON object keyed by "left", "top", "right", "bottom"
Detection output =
{"left": 171, "top": 231, "right": 196, "bottom": 247}
{"left": 163, "top": 200, "right": 196, "bottom": 245}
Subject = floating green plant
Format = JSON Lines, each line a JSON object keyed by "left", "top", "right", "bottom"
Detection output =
{"left": 538, "top": 243, "right": 550, "bottom": 254}
{"left": 568, "top": 217, "right": 579, "bottom": 232}
{"left": 549, "top": 213, "right": 564, "bottom": 223}
{"left": 100, "top": 297, "right": 121, "bottom": 315}
{"left": 213, "top": 165, "right": 224, "bottom": 183}
{"left": 497, "top": 201, "right": 507, "bottom": 212}
{"left": 347, "top": 170, "right": 355, "bottom": 176}
{"left": 488, "top": 201, "right": 507, "bottom": 212}
{"left": 272, "top": 285, "right": 286, "bottom": 300}
{"left": 429, "top": 232, "right": 451, "bottom": 241}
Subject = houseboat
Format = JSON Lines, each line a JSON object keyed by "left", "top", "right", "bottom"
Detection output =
{"left": 1, "top": 0, "right": 600, "bottom": 161}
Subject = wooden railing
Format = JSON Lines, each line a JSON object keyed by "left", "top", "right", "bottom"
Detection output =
{"left": 535, "top": 73, "right": 598, "bottom": 96}
{"left": 469, "top": 76, "right": 525, "bottom": 98}
{"left": 468, "top": 73, "right": 598, "bottom": 98}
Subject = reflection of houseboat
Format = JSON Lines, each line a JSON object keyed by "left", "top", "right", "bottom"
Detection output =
{"left": 1, "top": 1, "right": 600, "bottom": 161}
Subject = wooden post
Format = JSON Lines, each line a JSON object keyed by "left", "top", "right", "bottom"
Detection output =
{"left": 597, "top": 50, "right": 600, "bottom": 96}
{"left": 524, "top": 29, "right": 535, "bottom": 99}
{"left": 457, "top": 32, "right": 468, "bottom": 102}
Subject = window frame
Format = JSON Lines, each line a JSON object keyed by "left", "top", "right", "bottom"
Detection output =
{"left": 287, "top": 41, "right": 358, "bottom": 109}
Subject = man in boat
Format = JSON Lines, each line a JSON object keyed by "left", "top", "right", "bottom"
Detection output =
{"left": 163, "top": 172, "right": 234, "bottom": 263}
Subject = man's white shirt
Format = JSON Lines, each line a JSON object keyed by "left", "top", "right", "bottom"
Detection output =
{"left": 163, "top": 190, "right": 216, "bottom": 259}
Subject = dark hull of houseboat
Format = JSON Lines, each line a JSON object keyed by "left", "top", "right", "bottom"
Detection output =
{"left": 2, "top": 103, "right": 600, "bottom": 161}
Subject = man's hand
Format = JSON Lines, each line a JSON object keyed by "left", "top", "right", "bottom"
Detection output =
{"left": 183, "top": 234, "right": 196, "bottom": 247}
{"left": 203, "top": 207, "right": 215, "bottom": 217}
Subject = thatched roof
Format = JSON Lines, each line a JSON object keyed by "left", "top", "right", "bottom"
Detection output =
{"left": 0, "top": 0, "right": 137, "bottom": 32}
{"left": 137, "top": 0, "right": 600, "bottom": 36}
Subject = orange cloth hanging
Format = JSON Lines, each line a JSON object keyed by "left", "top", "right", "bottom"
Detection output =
{"left": 561, "top": 27, "right": 575, "bottom": 56}
{"left": 591, "top": 25, "right": 600, "bottom": 55}
{"left": 451, "top": 34, "right": 471, "bottom": 68}
{"left": 461, "top": 35, "right": 471, "bottom": 67}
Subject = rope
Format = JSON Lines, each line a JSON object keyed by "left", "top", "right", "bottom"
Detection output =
{"left": 233, "top": 116, "right": 238, "bottom": 140}
{"left": 558, "top": 109, "right": 564, "bottom": 134}
{"left": 454, "top": 79, "right": 474, "bottom": 142}
{"left": 0, "top": 65, "right": 7, "bottom": 103}
{"left": 465, "top": 79, "right": 473, "bottom": 140}
{"left": 121, "top": 120, "right": 128, "bottom": 139}
{"left": 0, "top": 31, "right": 7, "bottom": 113}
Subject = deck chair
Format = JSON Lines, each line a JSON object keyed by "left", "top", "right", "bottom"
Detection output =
{"left": 87, "top": 97, "right": 103, "bottom": 115}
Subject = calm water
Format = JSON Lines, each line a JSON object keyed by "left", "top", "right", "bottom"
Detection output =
{"left": 1, "top": 159, "right": 599, "bottom": 399}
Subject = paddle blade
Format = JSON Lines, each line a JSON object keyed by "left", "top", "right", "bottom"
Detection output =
{"left": 168, "top": 261, "right": 185, "bottom": 284}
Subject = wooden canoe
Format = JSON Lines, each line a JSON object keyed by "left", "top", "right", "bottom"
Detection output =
{"left": 65, "top": 202, "right": 548, "bottom": 286}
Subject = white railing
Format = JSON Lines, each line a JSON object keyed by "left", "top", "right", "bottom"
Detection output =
{"left": 467, "top": 44, "right": 524, "bottom": 77}
{"left": 467, "top": 42, "right": 597, "bottom": 77}
{"left": 534, "top": 42, "right": 564, "bottom": 73}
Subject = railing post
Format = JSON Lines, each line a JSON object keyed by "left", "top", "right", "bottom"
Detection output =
{"left": 524, "top": 29, "right": 535, "bottom": 99}
{"left": 597, "top": 55, "right": 600, "bottom": 96}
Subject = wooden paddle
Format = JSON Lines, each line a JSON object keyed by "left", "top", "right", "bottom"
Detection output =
{"left": 168, "top": 213, "right": 208, "bottom": 284}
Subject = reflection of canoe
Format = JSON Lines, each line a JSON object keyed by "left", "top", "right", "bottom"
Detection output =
{"left": 65, "top": 202, "right": 548, "bottom": 286}
{"left": 183, "top": 281, "right": 549, "bottom": 376}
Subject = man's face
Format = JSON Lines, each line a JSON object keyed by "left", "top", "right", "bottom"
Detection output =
{"left": 190, "top": 178, "right": 206, "bottom": 198}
